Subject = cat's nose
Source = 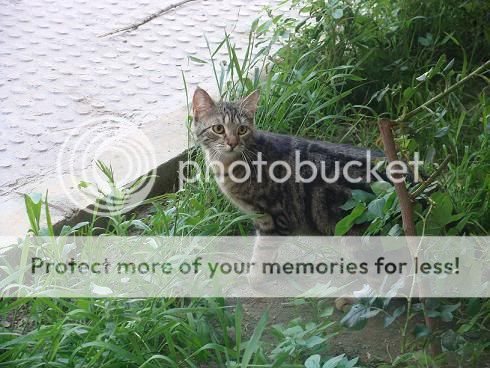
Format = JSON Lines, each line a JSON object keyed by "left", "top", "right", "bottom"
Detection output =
{"left": 226, "top": 137, "right": 238, "bottom": 150}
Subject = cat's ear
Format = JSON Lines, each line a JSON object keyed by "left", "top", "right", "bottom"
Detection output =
{"left": 240, "top": 90, "right": 260, "bottom": 116}
{"left": 193, "top": 88, "right": 216, "bottom": 121}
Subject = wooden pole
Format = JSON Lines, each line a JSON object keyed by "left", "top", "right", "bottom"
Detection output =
{"left": 378, "top": 118, "right": 440, "bottom": 356}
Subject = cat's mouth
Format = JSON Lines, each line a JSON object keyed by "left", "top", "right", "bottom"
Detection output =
{"left": 209, "top": 145, "right": 244, "bottom": 160}
{"left": 223, "top": 145, "right": 243, "bottom": 154}
{"left": 223, "top": 149, "right": 242, "bottom": 157}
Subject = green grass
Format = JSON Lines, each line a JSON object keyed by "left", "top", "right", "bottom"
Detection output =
{"left": 1, "top": 0, "right": 489, "bottom": 366}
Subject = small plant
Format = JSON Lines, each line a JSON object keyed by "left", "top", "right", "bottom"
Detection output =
{"left": 270, "top": 317, "right": 335, "bottom": 361}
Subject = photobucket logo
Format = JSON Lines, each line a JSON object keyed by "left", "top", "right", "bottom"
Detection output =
{"left": 179, "top": 150, "right": 423, "bottom": 188}
{"left": 56, "top": 115, "right": 157, "bottom": 216}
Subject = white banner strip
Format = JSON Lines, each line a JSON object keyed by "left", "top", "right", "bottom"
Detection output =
{"left": 1, "top": 236, "right": 488, "bottom": 298}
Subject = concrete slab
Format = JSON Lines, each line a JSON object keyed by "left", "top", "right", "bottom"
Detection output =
{"left": 0, "top": 0, "right": 290, "bottom": 236}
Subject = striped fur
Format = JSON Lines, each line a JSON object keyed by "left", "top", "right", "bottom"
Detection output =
{"left": 192, "top": 88, "right": 383, "bottom": 235}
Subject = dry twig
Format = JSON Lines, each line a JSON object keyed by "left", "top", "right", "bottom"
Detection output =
{"left": 410, "top": 155, "right": 451, "bottom": 200}
{"left": 396, "top": 59, "right": 490, "bottom": 123}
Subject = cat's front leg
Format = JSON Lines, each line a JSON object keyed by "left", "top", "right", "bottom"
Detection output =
{"left": 248, "top": 234, "right": 281, "bottom": 290}
{"left": 247, "top": 214, "right": 284, "bottom": 289}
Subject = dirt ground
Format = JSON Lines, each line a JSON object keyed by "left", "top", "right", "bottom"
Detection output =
{"left": 238, "top": 298, "right": 404, "bottom": 366}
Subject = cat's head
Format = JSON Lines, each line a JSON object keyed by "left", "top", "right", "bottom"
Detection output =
{"left": 192, "top": 88, "right": 259, "bottom": 158}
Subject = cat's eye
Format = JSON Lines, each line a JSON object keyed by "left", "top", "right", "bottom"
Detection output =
{"left": 237, "top": 125, "right": 248, "bottom": 135}
{"left": 212, "top": 124, "right": 225, "bottom": 134}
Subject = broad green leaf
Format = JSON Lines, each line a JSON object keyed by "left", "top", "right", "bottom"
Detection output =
{"left": 340, "top": 198, "right": 357, "bottom": 211}
{"left": 371, "top": 181, "right": 393, "bottom": 196}
{"left": 388, "top": 224, "right": 401, "bottom": 236}
{"left": 440, "top": 303, "right": 460, "bottom": 322}
{"left": 441, "top": 329, "right": 461, "bottom": 351}
{"left": 340, "top": 303, "right": 378, "bottom": 330}
{"left": 322, "top": 355, "right": 345, "bottom": 368}
{"left": 332, "top": 9, "right": 343, "bottom": 19}
{"left": 335, "top": 204, "right": 365, "bottom": 235}
{"left": 413, "top": 324, "right": 430, "bottom": 338}
{"left": 384, "top": 305, "right": 406, "bottom": 327}
{"left": 351, "top": 190, "right": 375, "bottom": 203}
{"left": 320, "top": 306, "right": 334, "bottom": 317}
{"left": 305, "top": 354, "right": 321, "bottom": 368}
{"left": 430, "top": 192, "right": 453, "bottom": 225}
{"left": 305, "top": 336, "right": 325, "bottom": 348}
{"left": 435, "top": 126, "right": 449, "bottom": 138}
{"left": 367, "top": 197, "right": 386, "bottom": 218}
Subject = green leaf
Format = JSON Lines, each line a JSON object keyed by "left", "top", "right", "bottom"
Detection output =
{"left": 78, "top": 181, "right": 90, "bottom": 189}
{"left": 413, "top": 324, "right": 430, "bottom": 338}
{"left": 129, "top": 220, "right": 150, "bottom": 231}
{"left": 440, "top": 303, "right": 460, "bottom": 322}
{"left": 332, "top": 9, "right": 343, "bottom": 19}
{"left": 416, "top": 70, "right": 430, "bottom": 81}
{"left": 449, "top": 212, "right": 465, "bottom": 223}
{"left": 188, "top": 55, "right": 207, "bottom": 64}
{"left": 435, "top": 126, "right": 449, "bottom": 138}
{"left": 69, "top": 221, "right": 90, "bottom": 234}
{"left": 402, "top": 87, "right": 416, "bottom": 103}
{"left": 335, "top": 204, "right": 365, "bottom": 235}
{"left": 28, "top": 192, "right": 42, "bottom": 204}
{"left": 24, "top": 193, "right": 43, "bottom": 235}
{"left": 392, "top": 353, "right": 417, "bottom": 366}
{"left": 433, "top": 54, "right": 446, "bottom": 74}
{"left": 305, "top": 354, "right": 321, "bottom": 368}
{"left": 305, "top": 336, "right": 325, "bottom": 348}
{"left": 72, "top": 341, "right": 144, "bottom": 364}
{"left": 354, "top": 209, "right": 375, "bottom": 224}
{"left": 441, "top": 329, "right": 461, "bottom": 351}
{"left": 235, "top": 302, "right": 243, "bottom": 361}
{"left": 344, "top": 357, "right": 359, "bottom": 368}
{"left": 241, "top": 308, "right": 268, "bottom": 368}
{"left": 416, "top": 218, "right": 443, "bottom": 235}
{"left": 417, "top": 33, "right": 433, "bottom": 47}
{"left": 466, "top": 298, "right": 481, "bottom": 316}
{"left": 351, "top": 189, "right": 375, "bottom": 203}
{"left": 384, "top": 305, "right": 406, "bottom": 327}
{"left": 340, "top": 303, "right": 378, "bottom": 330}
{"left": 45, "top": 191, "right": 54, "bottom": 237}
{"left": 371, "top": 181, "right": 393, "bottom": 196}
{"left": 367, "top": 198, "right": 386, "bottom": 218}
{"left": 320, "top": 306, "right": 334, "bottom": 317}
{"left": 340, "top": 198, "right": 357, "bottom": 211}
{"left": 388, "top": 224, "right": 401, "bottom": 236}
{"left": 443, "top": 58, "right": 455, "bottom": 73}
{"left": 430, "top": 192, "right": 453, "bottom": 225}
{"left": 322, "top": 355, "right": 345, "bottom": 368}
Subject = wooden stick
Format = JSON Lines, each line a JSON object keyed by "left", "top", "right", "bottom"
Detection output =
{"left": 378, "top": 118, "right": 440, "bottom": 356}
{"left": 378, "top": 119, "right": 416, "bottom": 236}
{"left": 99, "top": 0, "right": 198, "bottom": 38}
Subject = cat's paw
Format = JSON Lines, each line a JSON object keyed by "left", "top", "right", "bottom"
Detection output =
{"left": 246, "top": 263, "right": 268, "bottom": 290}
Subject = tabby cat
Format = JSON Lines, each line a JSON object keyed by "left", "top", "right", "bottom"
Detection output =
{"left": 192, "top": 87, "right": 384, "bottom": 237}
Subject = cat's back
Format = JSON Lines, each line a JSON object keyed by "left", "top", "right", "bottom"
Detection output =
{"left": 254, "top": 130, "right": 384, "bottom": 162}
